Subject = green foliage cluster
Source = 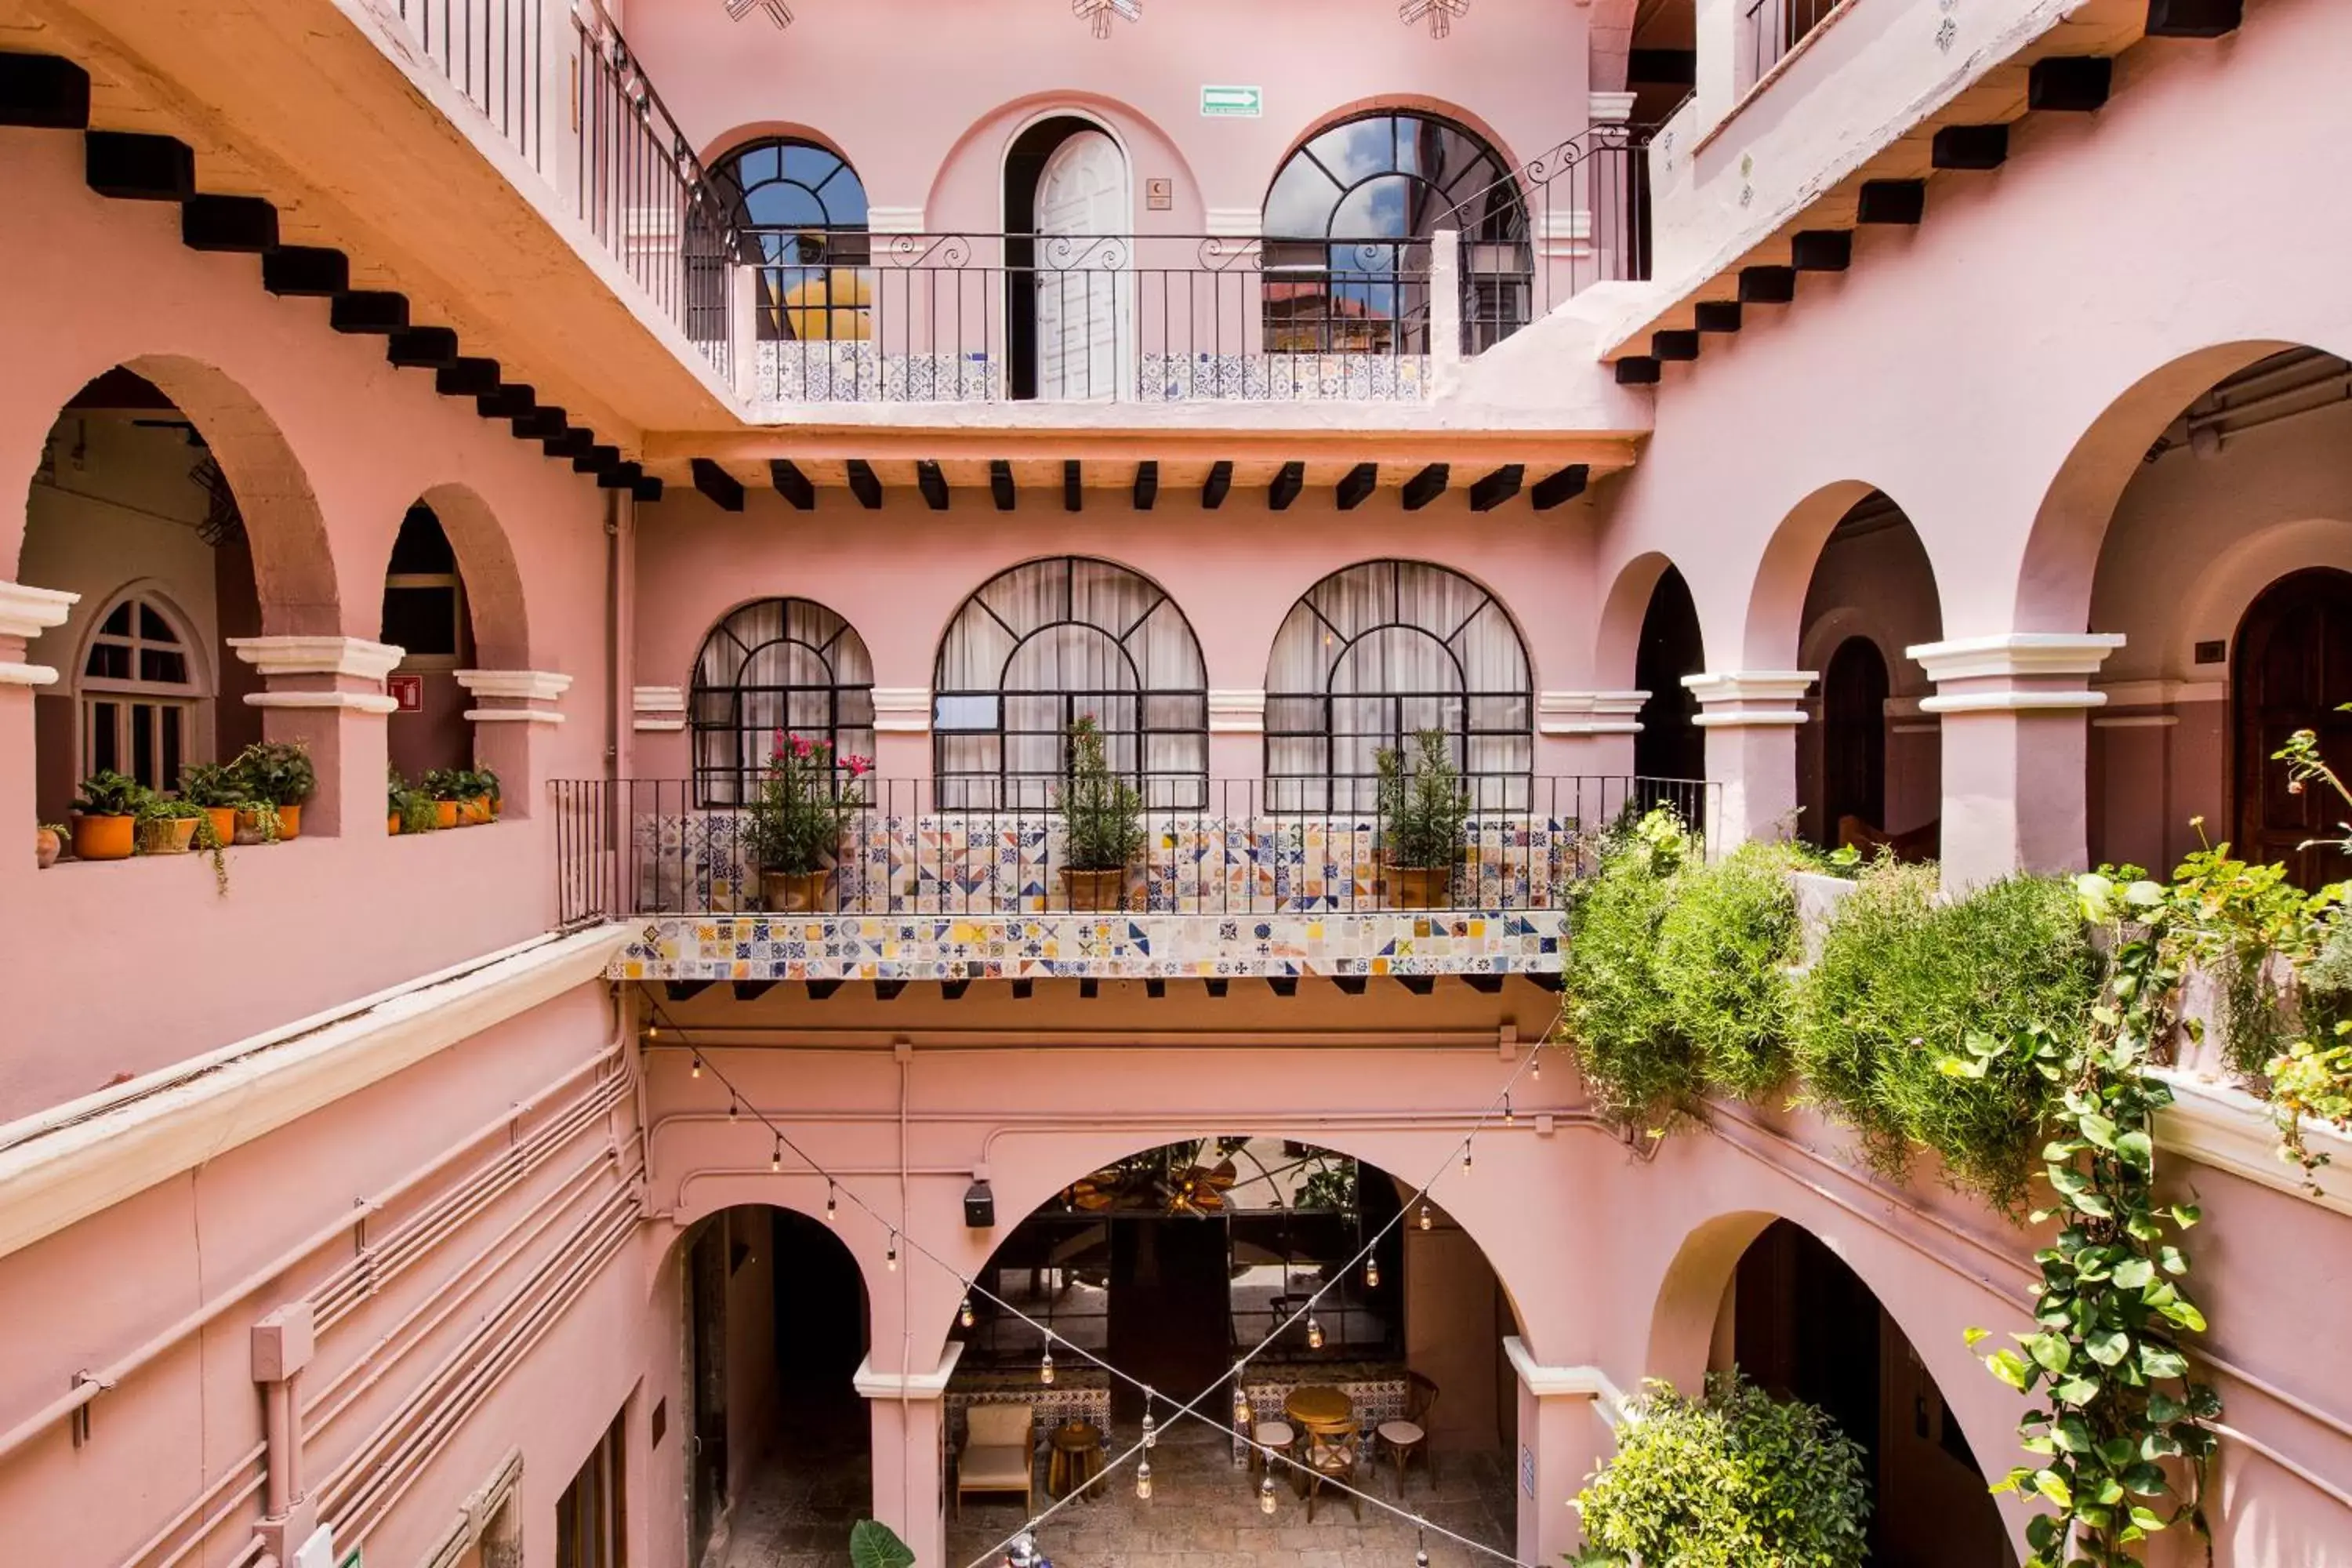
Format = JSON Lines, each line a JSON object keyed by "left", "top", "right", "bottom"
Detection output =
{"left": 1057, "top": 717, "right": 1145, "bottom": 871}
{"left": 1573, "top": 1373, "right": 1870, "bottom": 1568}
{"left": 1795, "top": 863, "right": 2102, "bottom": 1210}
{"left": 232, "top": 739, "right": 315, "bottom": 807}
{"left": 1375, "top": 728, "right": 1468, "bottom": 870}
{"left": 1557, "top": 811, "right": 1809, "bottom": 1130}
{"left": 72, "top": 768, "right": 147, "bottom": 816}
{"left": 387, "top": 767, "right": 441, "bottom": 833}
{"left": 2161, "top": 833, "right": 2335, "bottom": 1075}
{"left": 421, "top": 765, "right": 501, "bottom": 804}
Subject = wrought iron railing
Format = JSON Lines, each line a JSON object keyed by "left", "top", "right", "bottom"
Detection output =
{"left": 1745, "top": 0, "right": 1841, "bottom": 86}
{"left": 1438, "top": 122, "right": 1653, "bottom": 355}
{"left": 551, "top": 775, "right": 1719, "bottom": 927}
{"left": 739, "top": 231, "right": 1435, "bottom": 404}
{"left": 391, "top": 0, "right": 546, "bottom": 167}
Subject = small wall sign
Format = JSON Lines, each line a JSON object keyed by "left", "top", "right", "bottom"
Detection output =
{"left": 1145, "top": 176, "right": 1173, "bottom": 210}
{"left": 1200, "top": 85, "right": 1262, "bottom": 118}
{"left": 388, "top": 674, "right": 423, "bottom": 713}
{"left": 1520, "top": 1443, "right": 1537, "bottom": 1497}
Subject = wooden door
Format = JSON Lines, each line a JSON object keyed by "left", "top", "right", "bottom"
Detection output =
{"left": 687, "top": 1219, "right": 729, "bottom": 1563}
{"left": 1033, "top": 129, "right": 1131, "bottom": 400}
{"left": 2234, "top": 568, "right": 2352, "bottom": 887}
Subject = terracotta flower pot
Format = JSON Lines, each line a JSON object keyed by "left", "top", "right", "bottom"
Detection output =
{"left": 270, "top": 803, "right": 302, "bottom": 840}
{"left": 235, "top": 805, "right": 295, "bottom": 845}
{"left": 36, "top": 827, "right": 62, "bottom": 869}
{"left": 136, "top": 817, "right": 200, "bottom": 855}
{"left": 205, "top": 807, "right": 238, "bottom": 848}
{"left": 434, "top": 800, "right": 459, "bottom": 830}
{"left": 1062, "top": 866, "right": 1130, "bottom": 911}
{"left": 759, "top": 868, "right": 833, "bottom": 913}
{"left": 388, "top": 811, "right": 403, "bottom": 837}
{"left": 466, "top": 793, "right": 493, "bottom": 826}
{"left": 1386, "top": 865, "right": 1452, "bottom": 910}
{"left": 72, "top": 814, "right": 136, "bottom": 862}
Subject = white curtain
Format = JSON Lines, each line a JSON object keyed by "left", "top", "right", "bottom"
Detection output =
{"left": 691, "top": 598, "right": 876, "bottom": 804}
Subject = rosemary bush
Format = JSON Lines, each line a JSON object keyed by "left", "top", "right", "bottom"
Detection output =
{"left": 1057, "top": 717, "right": 1145, "bottom": 871}
{"left": 1558, "top": 810, "right": 1700, "bottom": 1129}
{"left": 1375, "top": 728, "right": 1468, "bottom": 870}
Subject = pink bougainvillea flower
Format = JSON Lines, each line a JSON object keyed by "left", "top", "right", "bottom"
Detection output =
{"left": 789, "top": 734, "right": 815, "bottom": 758}
{"left": 844, "top": 753, "right": 873, "bottom": 777}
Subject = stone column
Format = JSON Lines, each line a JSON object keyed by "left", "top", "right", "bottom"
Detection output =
{"left": 855, "top": 1343, "right": 962, "bottom": 1568}
{"left": 456, "top": 669, "right": 573, "bottom": 819}
{"left": 1908, "top": 633, "right": 2125, "bottom": 888}
{"left": 226, "top": 636, "right": 402, "bottom": 838}
{"left": 1503, "top": 1337, "right": 1624, "bottom": 1565}
{"left": 1683, "top": 670, "right": 1816, "bottom": 848}
{"left": 0, "top": 581, "right": 78, "bottom": 877}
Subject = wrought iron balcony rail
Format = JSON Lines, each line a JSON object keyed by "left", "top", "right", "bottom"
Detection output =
{"left": 737, "top": 230, "right": 1437, "bottom": 405}
{"left": 552, "top": 775, "right": 1718, "bottom": 927}
{"left": 1437, "top": 122, "right": 1653, "bottom": 356}
{"left": 1745, "top": 0, "right": 1840, "bottom": 85}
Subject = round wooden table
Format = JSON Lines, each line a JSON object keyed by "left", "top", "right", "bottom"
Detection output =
{"left": 1283, "top": 1385, "right": 1353, "bottom": 1434}
{"left": 1047, "top": 1420, "right": 1104, "bottom": 1501}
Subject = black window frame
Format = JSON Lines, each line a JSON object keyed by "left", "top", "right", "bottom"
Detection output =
{"left": 689, "top": 597, "right": 876, "bottom": 809}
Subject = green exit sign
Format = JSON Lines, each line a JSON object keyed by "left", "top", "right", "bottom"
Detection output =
{"left": 1200, "top": 85, "right": 1262, "bottom": 118}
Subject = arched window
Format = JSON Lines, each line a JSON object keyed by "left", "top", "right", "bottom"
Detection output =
{"left": 80, "top": 589, "right": 205, "bottom": 793}
{"left": 933, "top": 557, "right": 1207, "bottom": 811}
{"left": 1261, "top": 111, "right": 1526, "bottom": 354}
{"left": 712, "top": 137, "right": 873, "bottom": 342}
{"left": 691, "top": 598, "right": 877, "bottom": 808}
{"left": 1265, "top": 561, "right": 1532, "bottom": 814}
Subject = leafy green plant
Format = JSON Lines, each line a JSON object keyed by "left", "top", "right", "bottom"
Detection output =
{"left": 388, "top": 768, "right": 439, "bottom": 834}
{"left": 1967, "top": 872, "right": 2219, "bottom": 1568}
{"left": 138, "top": 794, "right": 230, "bottom": 893}
{"left": 1557, "top": 811, "right": 1700, "bottom": 1131}
{"left": 136, "top": 795, "right": 203, "bottom": 822}
{"left": 421, "top": 767, "right": 474, "bottom": 802}
{"left": 1375, "top": 728, "right": 1468, "bottom": 871}
{"left": 74, "top": 770, "right": 147, "bottom": 817}
{"left": 2161, "top": 824, "right": 2333, "bottom": 1076}
{"left": 743, "top": 730, "right": 868, "bottom": 873}
{"left": 1573, "top": 1373, "right": 1870, "bottom": 1568}
{"left": 1659, "top": 839, "right": 1809, "bottom": 1098}
{"left": 1795, "top": 863, "right": 2102, "bottom": 1210}
{"left": 233, "top": 740, "right": 314, "bottom": 808}
{"left": 848, "top": 1520, "right": 914, "bottom": 1568}
{"left": 1057, "top": 716, "right": 1144, "bottom": 872}
{"left": 178, "top": 760, "right": 246, "bottom": 809}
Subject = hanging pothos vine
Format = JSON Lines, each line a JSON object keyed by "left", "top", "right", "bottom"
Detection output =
{"left": 1961, "top": 874, "right": 2221, "bottom": 1568}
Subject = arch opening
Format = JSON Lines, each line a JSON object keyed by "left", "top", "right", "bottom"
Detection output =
{"left": 379, "top": 502, "right": 477, "bottom": 782}
{"left": 1632, "top": 564, "right": 1704, "bottom": 786}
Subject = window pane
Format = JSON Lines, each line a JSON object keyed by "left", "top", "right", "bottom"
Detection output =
{"left": 101, "top": 602, "right": 132, "bottom": 636}
{"left": 86, "top": 641, "right": 129, "bottom": 680}
{"left": 138, "top": 603, "right": 179, "bottom": 642}
{"left": 131, "top": 702, "right": 157, "bottom": 789}
{"left": 161, "top": 706, "right": 183, "bottom": 788}
{"left": 933, "top": 693, "right": 998, "bottom": 731}
{"left": 140, "top": 648, "right": 188, "bottom": 685}
{"left": 90, "top": 701, "right": 118, "bottom": 773}
{"left": 381, "top": 585, "right": 459, "bottom": 657}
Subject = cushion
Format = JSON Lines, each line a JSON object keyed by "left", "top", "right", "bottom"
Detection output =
{"left": 960, "top": 1446, "right": 1033, "bottom": 1490}
{"left": 1377, "top": 1421, "right": 1426, "bottom": 1446}
{"left": 966, "top": 1403, "right": 1034, "bottom": 1446}
{"left": 1253, "top": 1421, "right": 1296, "bottom": 1448}
{"left": 1310, "top": 1442, "right": 1355, "bottom": 1470}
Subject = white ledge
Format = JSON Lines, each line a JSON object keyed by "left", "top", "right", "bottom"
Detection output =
{"left": 0, "top": 924, "right": 631, "bottom": 1261}
{"left": 853, "top": 1341, "right": 964, "bottom": 1399}
{"left": 1503, "top": 1336, "right": 1628, "bottom": 1426}
{"left": 465, "top": 708, "right": 565, "bottom": 724}
{"left": 0, "top": 580, "right": 78, "bottom": 641}
{"left": 1922, "top": 690, "right": 2109, "bottom": 715}
{"left": 873, "top": 688, "right": 932, "bottom": 734}
{"left": 229, "top": 635, "right": 407, "bottom": 681}
{"left": 1907, "top": 633, "right": 2125, "bottom": 683}
{"left": 2153, "top": 1069, "right": 2352, "bottom": 1220}
{"left": 1682, "top": 670, "right": 1817, "bottom": 706}
{"left": 633, "top": 684, "right": 686, "bottom": 713}
{"left": 0, "top": 660, "right": 60, "bottom": 689}
{"left": 247, "top": 691, "right": 401, "bottom": 715}
{"left": 456, "top": 669, "right": 574, "bottom": 703}
{"left": 1208, "top": 689, "right": 1268, "bottom": 733}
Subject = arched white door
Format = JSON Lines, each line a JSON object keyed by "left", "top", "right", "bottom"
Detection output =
{"left": 1033, "top": 129, "right": 1131, "bottom": 401}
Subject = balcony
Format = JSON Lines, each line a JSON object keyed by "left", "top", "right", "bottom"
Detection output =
{"left": 555, "top": 776, "right": 1716, "bottom": 984}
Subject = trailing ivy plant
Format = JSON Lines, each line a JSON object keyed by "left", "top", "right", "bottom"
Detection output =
{"left": 2263, "top": 726, "right": 2352, "bottom": 1176}
{"left": 2160, "top": 822, "right": 2333, "bottom": 1077}
{"left": 1657, "top": 837, "right": 1810, "bottom": 1098}
{"left": 1963, "top": 871, "right": 2219, "bottom": 1568}
{"left": 1556, "top": 809, "right": 1701, "bottom": 1131}
{"left": 1572, "top": 1373, "right": 1870, "bottom": 1568}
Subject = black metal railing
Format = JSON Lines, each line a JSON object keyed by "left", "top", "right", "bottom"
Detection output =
{"left": 572, "top": 4, "right": 741, "bottom": 378}
{"left": 393, "top": 0, "right": 545, "bottom": 168}
{"left": 741, "top": 231, "right": 1433, "bottom": 404}
{"left": 1746, "top": 0, "right": 1842, "bottom": 86}
{"left": 551, "top": 775, "right": 1719, "bottom": 927}
{"left": 1439, "top": 122, "right": 1653, "bottom": 356}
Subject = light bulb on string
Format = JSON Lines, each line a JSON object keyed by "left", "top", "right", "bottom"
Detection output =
{"left": 1135, "top": 1458, "right": 1152, "bottom": 1501}
{"left": 1531, "top": 1050, "right": 1542, "bottom": 1083}
{"left": 1461, "top": 1143, "right": 1473, "bottom": 1172}
{"left": 1142, "top": 1410, "right": 1157, "bottom": 1449}
{"left": 826, "top": 1183, "right": 837, "bottom": 1224}
{"left": 1366, "top": 1256, "right": 1381, "bottom": 1288}
{"left": 959, "top": 1295, "right": 975, "bottom": 1329}
{"left": 1233, "top": 1384, "right": 1252, "bottom": 1428}
{"left": 1306, "top": 1316, "right": 1324, "bottom": 1351}
{"left": 1416, "top": 1523, "right": 1430, "bottom": 1568}
{"left": 1259, "top": 1474, "right": 1279, "bottom": 1515}
{"left": 1040, "top": 1344, "right": 1056, "bottom": 1385}
{"left": 770, "top": 1137, "right": 782, "bottom": 1174}
{"left": 1418, "top": 1203, "right": 1432, "bottom": 1231}
{"left": 648, "top": 1022, "right": 659, "bottom": 1040}
{"left": 886, "top": 1232, "right": 898, "bottom": 1271}
{"left": 1504, "top": 1094, "right": 1515, "bottom": 1126}
{"left": 728, "top": 1094, "right": 739, "bottom": 1123}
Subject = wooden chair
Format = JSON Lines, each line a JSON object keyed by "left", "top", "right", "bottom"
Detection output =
{"left": 956, "top": 1403, "right": 1036, "bottom": 1518}
{"left": 1249, "top": 1420, "right": 1298, "bottom": 1487}
{"left": 1303, "top": 1420, "right": 1362, "bottom": 1523}
{"left": 1379, "top": 1372, "right": 1439, "bottom": 1497}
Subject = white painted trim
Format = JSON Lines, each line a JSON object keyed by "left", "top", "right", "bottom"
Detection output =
{"left": 1208, "top": 689, "right": 1267, "bottom": 733}
{"left": 866, "top": 205, "right": 927, "bottom": 234}
{"left": 0, "top": 925, "right": 632, "bottom": 1261}
{"left": 1920, "top": 691, "right": 2108, "bottom": 715}
{"left": 1682, "top": 670, "right": 1817, "bottom": 706}
{"left": 1203, "top": 207, "right": 1261, "bottom": 238}
{"left": 852, "top": 1341, "right": 965, "bottom": 1399}
{"left": 1502, "top": 1335, "right": 1629, "bottom": 1426}
{"left": 633, "top": 684, "right": 687, "bottom": 714}
{"left": 1691, "top": 708, "right": 1809, "bottom": 728}
{"left": 633, "top": 717, "right": 688, "bottom": 733}
{"left": 0, "top": 580, "right": 78, "bottom": 641}
{"left": 464, "top": 708, "right": 566, "bottom": 724}
{"left": 1905, "top": 633, "right": 2125, "bottom": 682}
{"left": 229, "top": 635, "right": 407, "bottom": 681}
{"left": 456, "top": 670, "right": 575, "bottom": 702}
{"left": 246, "top": 691, "right": 402, "bottom": 715}
{"left": 873, "top": 688, "right": 932, "bottom": 734}
{"left": 1538, "top": 690, "right": 1650, "bottom": 736}
{"left": 0, "top": 660, "right": 59, "bottom": 688}
{"left": 2153, "top": 1069, "right": 2352, "bottom": 1220}
{"left": 1588, "top": 91, "right": 1638, "bottom": 125}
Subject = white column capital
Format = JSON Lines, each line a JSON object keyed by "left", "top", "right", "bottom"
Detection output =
{"left": 1502, "top": 1335, "right": 1629, "bottom": 1426}
{"left": 1537, "top": 690, "right": 1648, "bottom": 736}
{"left": 633, "top": 684, "right": 688, "bottom": 733}
{"left": 872, "top": 688, "right": 932, "bottom": 734}
{"left": 1909, "top": 633, "right": 2125, "bottom": 713}
{"left": 1208, "top": 689, "right": 1267, "bottom": 734}
{"left": 851, "top": 1341, "right": 964, "bottom": 1400}
{"left": 0, "top": 580, "right": 80, "bottom": 687}
{"left": 456, "top": 669, "right": 573, "bottom": 702}
{"left": 1588, "top": 91, "right": 1639, "bottom": 125}
{"left": 1682, "top": 670, "right": 1815, "bottom": 727}
{"left": 229, "top": 635, "right": 406, "bottom": 681}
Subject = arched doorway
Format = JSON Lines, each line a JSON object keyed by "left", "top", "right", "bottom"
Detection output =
{"left": 1004, "top": 116, "right": 1132, "bottom": 401}
{"left": 1633, "top": 565, "right": 1704, "bottom": 784}
{"left": 1819, "top": 636, "right": 1889, "bottom": 851}
{"left": 2233, "top": 567, "right": 2352, "bottom": 886}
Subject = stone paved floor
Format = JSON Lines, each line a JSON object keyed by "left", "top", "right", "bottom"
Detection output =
{"left": 717, "top": 1408, "right": 1515, "bottom": 1568}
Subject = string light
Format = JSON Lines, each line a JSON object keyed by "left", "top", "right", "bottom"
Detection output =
{"left": 686, "top": 1050, "right": 696, "bottom": 1076}
{"left": 1234, "top": 1385, "right": 1251, "bottom": 1427}
{"left": 1134, "top": 1457, "right": 1152, "bottom": 1500}
{"left": 1417, "top": 1523, "right": 1431, "bottom": 1568}
{"left": 887, "top": 1232, "right": 899, "bottom": 1271}
{"left": 1141, "top": 1411, "right": 1157, "bottom": 1449}
{"left": 1530, "top": 1050, "right": 1541, "bottom": 1083}
{"left": 1366, "top": 1256, "right": 1381, "bottom": 1288}
{"left": 728, "top": 1094, "right": 739, "bottom": 1122}
{"left": 770, "top": 1136, "right": 782, "bottom": 1174}
{"left": 1040, "top": 1345, "right": 1056, "bottom": 1385}
{"left": 1504, "top": 1094, "right": 1515, "bottom": 1126}
{"left": 826, "top": 1183, "right": 837, "bottom": 1223}
{"left": 960, "top": 1295, "right": 975, "bottom": 1329}
{"left": 1305, "top": 1316, "right": 1324, "bottom": 1351}
{"left": 1259, "top": 1474, "right": 1279, "bottom": 1515}
{"left": 1419, "top": 1203, "right": 1432, "bottom": 1231}
{"left": 1461, "top": 1144, "right": 1473, "bottom": 1171}
{"left": 648, "top": 1022, "right": 660, "bottom": 1040}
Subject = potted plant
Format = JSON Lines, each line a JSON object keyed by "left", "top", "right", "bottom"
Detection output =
{"left": 392, "top": 768, "right": 439, "bottom": 835}
{"left": 1376, "top": 728, "right": 1468, "bottom": 910}
{"left": 1057, "top": 717, "right": 1145, "bottom": 912}
{"left": 71, "top": 770, "right": 146, "bottom": 861}
{"left": 742, "top": 731, "right": 867, "bottom": 913}
{"left": 422, "top": 767, "right": 475, "bottom": 829}
{"left": 37, "top": 822, "right": 67, "bottom": 869}
{"left": 135, "top": 793, "right": 204, "bottom": 856}
{"left": 180, "top": 760, "right": 246, "bottom": 850}
{"left": 479, "top": 765, "right": 503, "bottom": 819}
{"left": 464, "top": 765, "right": 500, "bottom": 825}
{"left": 232, "top": 740, "right": 313, "bottom": 841}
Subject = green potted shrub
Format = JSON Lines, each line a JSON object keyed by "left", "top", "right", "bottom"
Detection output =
{"left": 135, "top": 793, "right": 204, "bottom": 856}
{"left": 742, "top": 730, "right": 867, "bottom": 912}
{"left": 465, "top": 765, "right": 502, "bottom": 825}
{"left": 180, "top": 760, "right": 246, "bottom": 851}
{"left": 231, "top": 740, "right": 313, "bottom": 841}
{"left": 1375, "top": 728, "right": 1468, "bottom": 909}
{"left": 1057, "top": 716, "right": 1145, "bottom": 911}
{"left": 387, "top": 767, "right": 438, "bottom": 836}
{"left": 71, "top": 769, "right": 146, "bottom": 861}
{"left": 421, "top": 768, "right": 474, "bottom": 829}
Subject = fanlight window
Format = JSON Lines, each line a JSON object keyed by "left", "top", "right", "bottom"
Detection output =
{"left": 712, "top": 137, "right": 873, "bottom": 342}
{"left": 691, "top": 598, "right": 876, "bottom": 808}
{"left": 1260, "top": 111, "right": 1527, "bottom": 354}
{"left": 81, "top": 590, "right": 201, "bottom": 793}
{"left": 933, "top": 557, "right": 1207, "bottom": 811}
{"left": 1265, "top": 560, "right": 1532, "bottom": 813}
